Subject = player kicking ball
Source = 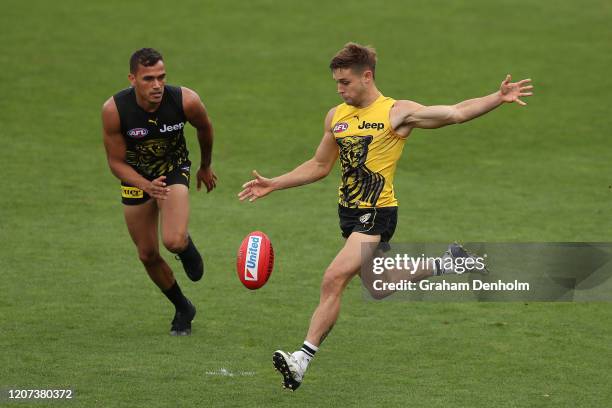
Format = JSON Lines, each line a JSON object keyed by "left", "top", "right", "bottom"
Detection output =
{"left": 239, "top": 43, "right": 533, "bottom": 390}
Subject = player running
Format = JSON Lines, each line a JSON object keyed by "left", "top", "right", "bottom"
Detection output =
{"left": 239, "top": 43, "right": 533, "bottom": 390}
{"left": 102, "top": 48, "right": 217, "bottom": 336}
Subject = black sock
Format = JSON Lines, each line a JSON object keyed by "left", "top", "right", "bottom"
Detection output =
{"left": 178, "top": 235, "right": 199, "bottom": 261}
{"left": 162, "top": 281, "right": 190, "bottom": 311}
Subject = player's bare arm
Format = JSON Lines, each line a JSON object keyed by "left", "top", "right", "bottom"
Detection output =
{"left": 182, "top": 87, "right": 217, "bottom": 192}
{"left": 101, "top": 97, "right": 170, "bottom": 199}
{"left": 238, "top": 108, "right": 339, "bottom": 202}
{"left": 392, "top": 75, "right": 533, "bottom": 133}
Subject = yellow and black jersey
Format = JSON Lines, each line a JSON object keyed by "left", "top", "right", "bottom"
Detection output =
{"left": 331, "top": 95, "right": 405, "bottom": 208}
{"left": 113, "top": 85, "right": 190, "bottom": 179}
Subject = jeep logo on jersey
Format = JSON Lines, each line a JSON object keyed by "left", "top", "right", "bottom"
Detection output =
{"left": 160, "top": 122, "right": 185, "bottom": 133}
{"left": 357, "top": 121, "right": 384, "bottom": 130}
{"left": 333, "top": 122, "right": 349, "bottom": 133}
{"left": 127, "top": 128, "right": 148, "bottom": 138}
{"left": 245, "top": 235, "right": 261, "bottom": 281}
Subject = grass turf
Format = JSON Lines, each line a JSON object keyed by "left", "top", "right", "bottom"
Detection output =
{"left": 1, "top": 0, "right": 611, "bottom": 406}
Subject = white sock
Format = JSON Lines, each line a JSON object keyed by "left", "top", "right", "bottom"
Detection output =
{"left": 435, "top": 253, "right": 460, "bottom": 275}
{"left": 293, "top": 341, "right": 319, "bottom": 369}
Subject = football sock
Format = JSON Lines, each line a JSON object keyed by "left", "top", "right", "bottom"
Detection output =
{"left": 176, "top": 235, "right": 204, "bottom": 282}
{"left": 178, "top": 235, "right": 198, "bottom": 259}
{"left": 162, "top": 281, "right": 190, "bottom": 311}
{"left": 294, "top": 341, "right": 318, "bottom": 369}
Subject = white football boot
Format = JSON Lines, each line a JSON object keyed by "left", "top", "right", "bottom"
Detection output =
{"left": 273, "top": 350, "right": 306, "bottom": 391}
{"left": 439, "top": 243, "right": 489, "bottom": 274}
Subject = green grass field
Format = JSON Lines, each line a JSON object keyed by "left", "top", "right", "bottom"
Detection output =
{"left": 1, "top": 0, "right": 611, "bottom": 406}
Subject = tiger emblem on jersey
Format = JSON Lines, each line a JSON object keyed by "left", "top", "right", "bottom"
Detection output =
{"left": 336, "top": 135, "right": 385, "bottom": 208}
{"left": 126, "top": 133, "right": 188, "bottom": 177}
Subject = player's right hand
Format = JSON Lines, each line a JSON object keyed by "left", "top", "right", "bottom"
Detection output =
{"left": 146, "top": 175, "right": 170, "bottom": 200}
{"left": 238, "top": 170, "right": 274, "bottom": 202}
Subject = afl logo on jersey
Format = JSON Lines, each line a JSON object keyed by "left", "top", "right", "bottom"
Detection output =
{"left": 333, "top": 122, "right": 349, "bottom": 133}
{"left": 127, "top": 128, "right": 149, "bottom": 138}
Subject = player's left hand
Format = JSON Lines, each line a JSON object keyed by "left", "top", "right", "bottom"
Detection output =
{"left": 499, "top": 74, "right": 533, "bottom": 106}
{"left": 197, "top": 165, "right": 217, "bottom": 192}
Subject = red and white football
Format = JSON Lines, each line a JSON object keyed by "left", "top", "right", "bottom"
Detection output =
{"left": 236, "top": 231, "right": 274, "bottom": 290}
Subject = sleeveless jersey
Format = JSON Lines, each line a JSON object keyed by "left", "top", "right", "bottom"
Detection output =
{"left": 113, "top": 85, "right": 189, "bottom": 179}
{"left": 331, "top": 95, "right": 405, "bottom": 208}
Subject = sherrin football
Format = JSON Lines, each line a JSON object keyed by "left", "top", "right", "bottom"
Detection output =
{"left": 236, "top": 231, "right": 274, "bottom": 290}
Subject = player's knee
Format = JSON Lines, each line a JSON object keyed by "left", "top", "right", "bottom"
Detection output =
{"left": 138, "top": 248, "right": 161, "bottom": 266}
{"left": 320, "top": 267, "right": 350, "bottom": 297}
{"left": 162, "top": 234, "right": 187, "bottom": 253}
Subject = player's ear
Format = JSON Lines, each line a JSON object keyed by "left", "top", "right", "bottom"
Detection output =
{"left": 128, "top": 73, "right": 136, "bottom": 86}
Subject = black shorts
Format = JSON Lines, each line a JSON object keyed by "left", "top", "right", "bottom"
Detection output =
{"left": 338, "top": 205, "right": 398, "bottom": 243}
{"left": 120, "top": 163, "right": 191, "bottom": 206}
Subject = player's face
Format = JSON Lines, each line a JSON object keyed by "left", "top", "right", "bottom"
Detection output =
{"left": 333, "top": 68, "right": 371, "bottom": 106}
{"left": 128, "top": 61, "right": 166, "bottom": 105}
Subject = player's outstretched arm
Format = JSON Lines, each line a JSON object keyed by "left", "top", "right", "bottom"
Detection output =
{"left": 182, "top": 87, "right": 217, "bottom": 193}
{"left": 101, "top": 98, "right": 170, "bottom": 200}
{"left": 238, "top": 108, "right": 339, "bottom": 202}
{"left": 398, "top": 75, "right": 533, "bottom": 129}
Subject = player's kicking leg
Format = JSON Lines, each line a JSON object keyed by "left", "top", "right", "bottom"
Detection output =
{"left": 273, "top": 232, "right": 380, "bottom": 391}
{"left": 272, "top": 236, "right": 487, "bottom": 388}
{"left": 124, "top": 199, "right": 195, "bottom": 336}
{"left": 158, "top": 183, "right": 204, "bottom": 282}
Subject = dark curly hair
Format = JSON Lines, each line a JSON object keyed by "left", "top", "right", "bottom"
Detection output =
{"left": 129, "top": 48, "right": 163, "bottom": 74}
